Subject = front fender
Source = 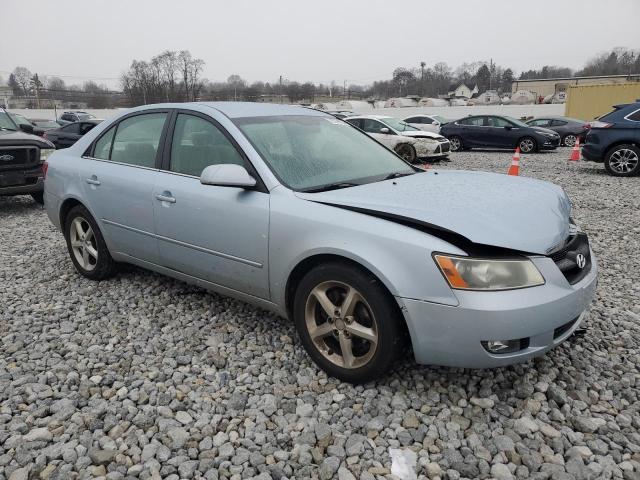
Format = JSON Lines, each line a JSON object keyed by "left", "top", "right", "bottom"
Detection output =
{"left": 268, "top": 189, "right": 463, "bottom": 311}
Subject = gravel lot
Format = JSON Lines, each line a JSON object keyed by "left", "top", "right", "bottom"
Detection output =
{"left": 1, "top": 149, "right": 639, "bottom": 480}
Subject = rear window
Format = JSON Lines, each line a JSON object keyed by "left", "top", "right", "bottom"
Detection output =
{"left": 627, "top": 109, "right": 640, "bottom": 121}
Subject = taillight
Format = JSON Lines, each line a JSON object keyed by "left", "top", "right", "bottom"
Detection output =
{"left": 42, "top": 162, "right": 49, "bottom": 179}
{"left": 582, "top": 124, "right": 591, "bottom": 130}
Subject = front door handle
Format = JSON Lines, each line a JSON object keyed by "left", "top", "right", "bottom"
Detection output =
{"left": 85, "top": 176, "right": 101, "bottom": 186}
{"left": 155, "top": 192, "right": 176, "bottom": 203}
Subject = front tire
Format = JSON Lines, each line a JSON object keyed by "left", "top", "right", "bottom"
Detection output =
{"left": 64, "top": 205, "right": 117, "bottom": 280}
{"left": 519, "top": 136, "right": 538, "bottom": 153}
{"left": 604, "top": 144, "right": 640, "bottom": 177}
{"left": 293, "top": 262, "right": 404, "bottom": 383}
{"left": 394, "top": 143, "right": 417, "bottom": 163}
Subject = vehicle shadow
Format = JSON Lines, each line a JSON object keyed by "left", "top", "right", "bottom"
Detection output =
{"left": 0, "top": 195, "right": 43, "bottom": 217}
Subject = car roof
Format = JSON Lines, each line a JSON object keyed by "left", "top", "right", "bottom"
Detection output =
{"left": 202, "top": 102, "right": 327, "bottom": 118}
{"left": 346, "top": 115, "right": 392, "bottom": 120}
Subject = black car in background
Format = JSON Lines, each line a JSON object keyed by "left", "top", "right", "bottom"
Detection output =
{"left": 582, "top": 101, "right": 640, "bottom": 177}
{"left": 44, "top": 119, "right": 103, "bottom": 149}
{"left": 0, "top": 109, "right": 55, "bottom": 204}
{"left": 30, "top": 119, "right": 63, "bottom": 136}
{"left": 526, "top": 116, "right": 591, "bottom": 147}
{"left": 440, "top": 115, "right": 560, "bottom": 153}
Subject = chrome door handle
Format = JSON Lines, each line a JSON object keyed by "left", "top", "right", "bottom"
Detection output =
{"left": 155, "top": 193, "right": 176, "bottom": 203}
{"left": 85, "top": 177, "right": 101, "bottom": 186}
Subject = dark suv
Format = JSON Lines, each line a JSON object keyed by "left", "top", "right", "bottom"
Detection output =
{"left": 0, "top": 109, "right": 55, "bottom": 204}
{"left": 58, "top": 111, "right": 96, "bottom": 125}
{"left": 582, "top": 101, "right": 640, "bottom": 176}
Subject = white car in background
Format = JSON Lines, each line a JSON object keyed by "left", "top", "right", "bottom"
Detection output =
{"left": 403, "top": 114, "right": 451, "bottom": 133}
{"left": 345, "top": 115, "right": 450, "bottom": 162}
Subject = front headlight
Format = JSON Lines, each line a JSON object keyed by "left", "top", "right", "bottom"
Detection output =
{"left": 40, "top": 148, "right": 55, "bottom": 161}
{"left": 433, "top": 254, "right": 545, "bottom": 291}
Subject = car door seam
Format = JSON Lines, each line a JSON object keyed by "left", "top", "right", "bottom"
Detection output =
{"left": 101, "top": 218, "right": 263, "bottom": 268}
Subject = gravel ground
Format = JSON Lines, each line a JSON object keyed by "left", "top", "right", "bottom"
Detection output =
{"left": 1, "top": 149, "right": 639, "bottom": 480}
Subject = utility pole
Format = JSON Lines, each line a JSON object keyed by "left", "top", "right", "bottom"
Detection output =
{"left": 343, "top": 80, "right": 347, "bottom": 100}
{"left": 279, "top": 75, "right": 283, "bottom": 103}
{"left": 420, "top": 61, "right": 426, "bottom": 97}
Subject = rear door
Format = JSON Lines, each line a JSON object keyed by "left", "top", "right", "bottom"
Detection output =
{"left": 462, "top": 116, "right": 487, "bottom": 146}
{"left": 81, "top": 110, "right": 170, "bottom": 264}
{"left": 153, "top": 110, "right": 270, "bottom": 299}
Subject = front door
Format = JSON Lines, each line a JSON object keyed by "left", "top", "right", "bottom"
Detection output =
{"left": 153, "top": 112, "right": 270, "bottom": 299}
{"left": 361, "top": 118, "right": 396, "bottom": 149}
{"left": 81, "top": 111, "right": 169, "bottom": 264}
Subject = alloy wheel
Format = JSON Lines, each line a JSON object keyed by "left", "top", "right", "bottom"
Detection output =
{"left": 304, "top": 281, "right": 378, "bottom": 369}
{"left": 69, "top": 217, "right": 98, "bottom": 271}
{"left": 520, "top": 138, "right": 535, "bottom": 153}
{"left": 450, "top": 137, "right": 461, "bottom": 151}
{"left": 563, "top": 134, "right": 577, "bottom": 147}
{"left": 609, "top": 148, "right": 639, "bottom": 174}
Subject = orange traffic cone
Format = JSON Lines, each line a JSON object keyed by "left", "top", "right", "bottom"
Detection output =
{"left": 569, "top": 137, "right": 581, "bottom": 161}
{"left": 508, "top": 147, "right": 520, "bottom": 176}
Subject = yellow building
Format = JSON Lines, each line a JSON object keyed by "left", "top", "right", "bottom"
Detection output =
{"left": 511, "top": 74, "right": 640, "bottom": 98}
{"left": 565, "top": 83, "right": 640, "bottom": 120}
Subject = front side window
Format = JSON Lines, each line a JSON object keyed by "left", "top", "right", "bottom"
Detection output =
{"left": 528, "top": 119, "right": 549, "bottom": 127}
{"left": 110, "top": 113, "right": 167, "bottom": 168}
{"left": 550, "top": 119, "right": 567, "bottom": 126}
{"left": 170, "top": 114, "right": 244, "bottom": 177}
{"left": 488, "top": 117, "right": 513, "bottom": 128}
{"left": 380, "top": 117, "right": 419, "bottom": 132}
{"left": 362, "top": 119, "right": 389, "bottom": 134}
{"left": 235, "top": 115, "right": 414, "bottom": 191}
{"left": 404, "top": 117, "right": 420, "bottom": 123}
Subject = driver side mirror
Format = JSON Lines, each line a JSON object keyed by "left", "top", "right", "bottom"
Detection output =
{"left": 19, "top": 123, "right": 34, "bottom": 134}
{"left": 200, "top": 164, "right": 256, "bottom": 188}
{"left": 379, "top": 127, "right": 390, "bottom": 134}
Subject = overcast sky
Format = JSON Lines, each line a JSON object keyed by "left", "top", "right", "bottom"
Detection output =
{"left": 1, "top": 0, "right": 638, "bottom": 89}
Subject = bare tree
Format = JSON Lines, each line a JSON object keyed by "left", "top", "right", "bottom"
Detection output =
{"left": 12, "top": 66, "right": 32, "bottom": 96}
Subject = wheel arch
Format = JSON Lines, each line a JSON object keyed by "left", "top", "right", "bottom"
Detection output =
{"left": 605, "top": 139, "right": 640, "bottom": 156}
{"left": 284, "top": 253, "right": 400, "bottom": 322}
{"left": 59, "top": 196, "right": 86, "bottom": 229}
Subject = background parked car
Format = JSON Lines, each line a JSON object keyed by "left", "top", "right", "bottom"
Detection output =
{"left": 44, "top": 119, "right": 103, "bottom": 149}
{"left": 526, "top": 116, "right": 591, "bottom": 147}
{"left": 440, "top": 115, "right": 560, "bottom": 153}
{"left": 403, "top": 114, "right": 451, "bottom": 134}
{"left": 582, "top": 101, "right": 640, "bottom": 177}
{"left": 329, "top": 111, "right": 357, "bottom": 119}
{"left": 58, "top": 111, "right": 97, "bottom": 126}
{"left": 0, "top": 109, "right": 55, "bottom": 204}
{"left": 30, "top": 119, "right": 63, "bottom": 137}
{"left": 346, "top": 115, "right": 450, "bottom": 162}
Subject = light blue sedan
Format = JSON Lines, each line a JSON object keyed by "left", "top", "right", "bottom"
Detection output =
{"left": 44, "top": 102, "right": 597, "bottom": 383}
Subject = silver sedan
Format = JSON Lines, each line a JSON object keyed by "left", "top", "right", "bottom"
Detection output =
{"left": 44, "top": 102, "right": 597, "bottom": 383}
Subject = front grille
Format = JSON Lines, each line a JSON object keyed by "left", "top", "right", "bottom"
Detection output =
{"left": 0, "top": 147, "right": 39, "bottom": 170}
{"left": 548, "top": 233, "right": 591, "bottom": 284}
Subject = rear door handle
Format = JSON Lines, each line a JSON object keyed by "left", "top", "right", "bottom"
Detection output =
{"left": 85, "top": 176, "right": 101, "bottom": 186}
{"left": 155, "top": 192, "right": 176, "bottom": 203}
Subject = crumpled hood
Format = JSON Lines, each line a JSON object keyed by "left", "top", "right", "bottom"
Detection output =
{"left": 296, "top": 170, "right": 571, "bottom": 254}
{"left": 399, "top": 130, "right": 446, "bottom": 140}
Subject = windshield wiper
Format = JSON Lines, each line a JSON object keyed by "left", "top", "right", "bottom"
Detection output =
{"left": 301, "top": 182, "right": 360, "bottom": 193}
{"left": 383, "top": 172, "right": 415, "bottom": 180}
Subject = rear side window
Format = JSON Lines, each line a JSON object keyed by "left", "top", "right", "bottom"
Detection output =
{"left": 169, "top": 114, "right": 244, "bottom": 177}
{"left": 405, "top": 117, "right": 420, "bottom": 123}
{"left": 550, "top": 119, "right": 567, "bottom": 126}
{"left": 110, "top": 113, "right": 167, "bottom": 168}
{"left": 93, "top": 126, "right": 115, "bottom": 159}
{"left": 627, "top": 109, "right": 640, "bottom": 121}
{"left": 459, "top": 117, "right": 484, "bottom": 126}
{"left": 528, "top": 119, "right": 549, "bottom": 127}
{"left": 80, "top": 123, "right": 97, "bottom": 135}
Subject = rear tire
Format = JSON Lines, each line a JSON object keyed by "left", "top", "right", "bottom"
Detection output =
{"left": 64, "top": 205, "right": 117, "bottom": 280}
{"left": 604, "top": 144, "right": 640, "bottom": 177}
{"left": 562, "top": 134, "right": 577, "bottom": 147}
{"left": 449, "top": 136, "right": 463, "bottom": 152}
{"left": 293, "top": 262, "right": 404, "bottom": 383}
{"left": 518, "top": 136, "right": 538, "bottom": 153}
{"left": 394, "top": 143, "right": 417, "bottom": 163}
{"left": 31, "top": 192, "right": 44, "bottom": 205}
